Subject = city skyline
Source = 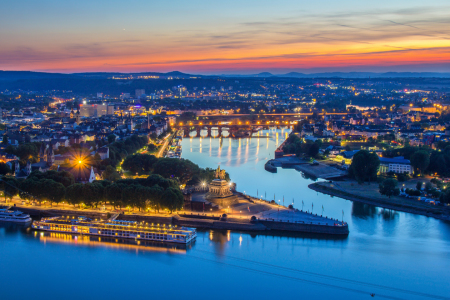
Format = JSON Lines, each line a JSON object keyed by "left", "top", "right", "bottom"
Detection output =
{"left": 1, "top": 0, "right": 450, "bottom": 74}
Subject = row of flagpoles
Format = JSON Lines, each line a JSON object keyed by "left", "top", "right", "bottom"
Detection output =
{"left": 255, "top": 189, "right": 345, "bottom": 222}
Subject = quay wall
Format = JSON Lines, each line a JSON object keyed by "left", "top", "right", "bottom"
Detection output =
{"left": 260, "top": 220, "right": 349, "bottom": 235}
{"left": 13, "top": 206, "right": 349, "bottom": 235}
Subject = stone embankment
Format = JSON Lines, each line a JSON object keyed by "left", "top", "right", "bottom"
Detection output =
{"left": 11, "top": 206, "right": 349, "bottom": 236}
{"left": 309, "top": 182, "right": 450, "bottom": 221}
{"left": 265, "top": 156, "right": 346, "bottom": 179}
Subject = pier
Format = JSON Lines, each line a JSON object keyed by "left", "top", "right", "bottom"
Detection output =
{"left": 12, "top": 204, "right": 348, "bottom": 236}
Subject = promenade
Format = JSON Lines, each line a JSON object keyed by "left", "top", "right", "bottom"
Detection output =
{"left": 310, "top": 181, "right": 450, "bottom": 221}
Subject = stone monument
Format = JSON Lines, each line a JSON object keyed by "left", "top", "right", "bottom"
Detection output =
{"left": 206, "top": 166, "right": 236, "bottom": 207}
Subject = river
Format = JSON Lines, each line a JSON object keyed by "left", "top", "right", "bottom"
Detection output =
{"left": 1, "top": 127, "right": 449, "bottom": 300}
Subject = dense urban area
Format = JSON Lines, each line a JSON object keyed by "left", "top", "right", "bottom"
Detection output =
{"left": 1, "top": 71, "right": 450, "bottom": 218}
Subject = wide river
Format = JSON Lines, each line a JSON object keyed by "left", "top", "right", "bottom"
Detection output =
{"left": 1, "top": 128, "right": 449, "bottom": 300}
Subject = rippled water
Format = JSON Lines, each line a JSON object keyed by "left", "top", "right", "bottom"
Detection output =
{"left": 1, "top": 127, "right": 449, "bottom": 300}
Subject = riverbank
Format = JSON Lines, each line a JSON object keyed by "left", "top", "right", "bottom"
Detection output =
{"left": 266, "top": 156, "right": 346, "bottom": 179}
{"left": 309, "top": 181, "right": 450, "bottom": 221}
{"left": 8, "top": 203, "right": 349, "bottom": 235}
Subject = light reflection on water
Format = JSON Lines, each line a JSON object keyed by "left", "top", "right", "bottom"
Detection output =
{"left": 1, "top": 127, "right": 450, "bottom": 300}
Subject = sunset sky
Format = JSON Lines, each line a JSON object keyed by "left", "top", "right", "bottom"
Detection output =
{"left": 1, "top": 0, "right": 450, "bottom": 74}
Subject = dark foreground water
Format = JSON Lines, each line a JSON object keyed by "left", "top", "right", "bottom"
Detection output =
{"left": 1, "top": 128, "right": 449, "bottom": 300}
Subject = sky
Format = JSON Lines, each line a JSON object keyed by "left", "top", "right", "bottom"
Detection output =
{"left": 1, "top": 0, "right": 450, "bottom": 74}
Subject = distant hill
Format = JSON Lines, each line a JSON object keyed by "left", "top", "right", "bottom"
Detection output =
{"left": 221, "top": 72, "right": 450, "bottom": 78}
{"left": 0, "top": 70, "right": 197, "bottom": 81}
{"left": 3, "top": 70, "right": 450, "bottom": 81}
{"left": 0, "top": 71, "right": 76, "bottom": 81}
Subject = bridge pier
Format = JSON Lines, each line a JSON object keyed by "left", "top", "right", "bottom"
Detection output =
{"left": 218, "top": 127, "right": 222, "bottom": 137}
{"left": 196, "top": 127, "right": 201, "bottom": 138}
{"left": 207, "top": 127, "right": 212, "bottom": 137}
{"left": 182, "top": 127, "right": 189, "bottom": 138}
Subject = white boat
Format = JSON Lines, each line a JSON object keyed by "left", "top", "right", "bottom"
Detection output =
{"left": 32, "top": 217, "right": 197, "bottom": 244}
{"left": 0, "top": 208, "right": 32, "bottom": 223}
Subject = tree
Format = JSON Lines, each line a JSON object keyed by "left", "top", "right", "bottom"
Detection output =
{"left": 65, "top": 183, "right": 84, "bottom": 207}
{"left": 122, "top": 154, "right": 158, "bottom": 175}
{"left": 105, "top": 183, "right": 126, "bottom": 209}
{"left": 1, "top": 177, "right": 19, "bottom": 202}
{"left": 0, "top": 163, "right": 11, "bottom": 175}
{"left": 349, "top": 150, "right": 380, "bottom": 184}
{"left": 152, "top": 158, "right": 200, "bottom": 185}
{"left": 107, "top": 134, "right": 116, "bottom": 144}
{"left": 440, "top": 189, "right": 450, "bottom": 204}
{"left": 416, "top": 182, "right": 422, "bottom": 191}
{"left": 40, "top": 179, "right": 66, "bottom": 207}
{"left": 149, "top": 133, "right": 158, "bottom": 140}
{"left": 82, "top": 182, "right": 105, "bottom": 208}
{"left": 379, "top": 178, "right": 400, "bottom": 198}
{"left": 27, "top": 170, "right": 75, "bottom": 187}
{"left": 410, "top": 150, "right": 430, "bottom": 176}
{"left": 307, "top": 142, "right": 320, "bottom": 157}
{"left": 93, "top": 153, "right": 101, "bottom": 161}
{"left": 147, "top": 144, "right": 157, "bottom": 152}
{"left": 102, "top": 165, "right": 121, "bottom": 182}
{"left": 160, "top": 187, "right": 184, "bottom": 213}
{"left": 2, "top": 135, "right": 8, "bottom": 145}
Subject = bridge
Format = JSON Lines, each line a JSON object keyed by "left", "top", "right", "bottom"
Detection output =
{"left": 172, "top": 112, "right": 347, "bottom": 138}
{"left": 174, "top": 120, "right": 297, "bottom": 138}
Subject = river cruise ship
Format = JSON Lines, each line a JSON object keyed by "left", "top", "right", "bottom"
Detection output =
{"left": 0, "top": 208, "right": 32, "bottom": 223}
{"left": 32, "top": 216, "right": 197, "bottom": 244}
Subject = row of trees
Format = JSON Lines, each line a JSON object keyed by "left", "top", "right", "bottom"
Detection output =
{"left": 121, "top": 154, "right": 229, "bottom": 185}
{"left": 282, "top": 135, "right": 321, "bottom": 158}
{"left": 103, "top": 135, "right": 149, "bottom": 168}
{"left": 1, "top": 172, "right": 184, "bottom": 213}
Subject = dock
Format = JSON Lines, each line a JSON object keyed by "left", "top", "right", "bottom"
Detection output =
{"left": 12, "top": 205, "right": 349, "bottom": 236}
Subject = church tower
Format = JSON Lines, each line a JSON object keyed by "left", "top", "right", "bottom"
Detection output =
{"left": 47, "top": 146, "right": 55, "bottom": 165}
{"left": 26, "top": 160, "right": 31, "bottom": 175}
{"left": 76, "top": 110, "right": 81, "bottom": 125}
{"left": 15, "top": 161, "right": 20, "bottom": 176}
{"left": 39, "top": 143, "right": 46, "bottom": 162}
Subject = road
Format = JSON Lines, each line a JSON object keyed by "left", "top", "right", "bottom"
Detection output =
{"left": 156, "top": 133, "right": 173, "bottom": 158}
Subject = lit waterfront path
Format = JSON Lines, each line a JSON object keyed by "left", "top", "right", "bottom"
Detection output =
{"left": 221, "top": 197, "right": 343, "bottom": 225}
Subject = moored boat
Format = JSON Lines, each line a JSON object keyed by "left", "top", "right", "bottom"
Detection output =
{"left": 32, "top": 216, "right": 197, "bottom": 244}
{"left": 0, "top": 207, "right": 32, "bottom": 223}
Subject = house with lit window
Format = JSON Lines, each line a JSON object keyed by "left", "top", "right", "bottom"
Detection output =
{"left": 378, "top": 156, "right": 412, "bottom": 175}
